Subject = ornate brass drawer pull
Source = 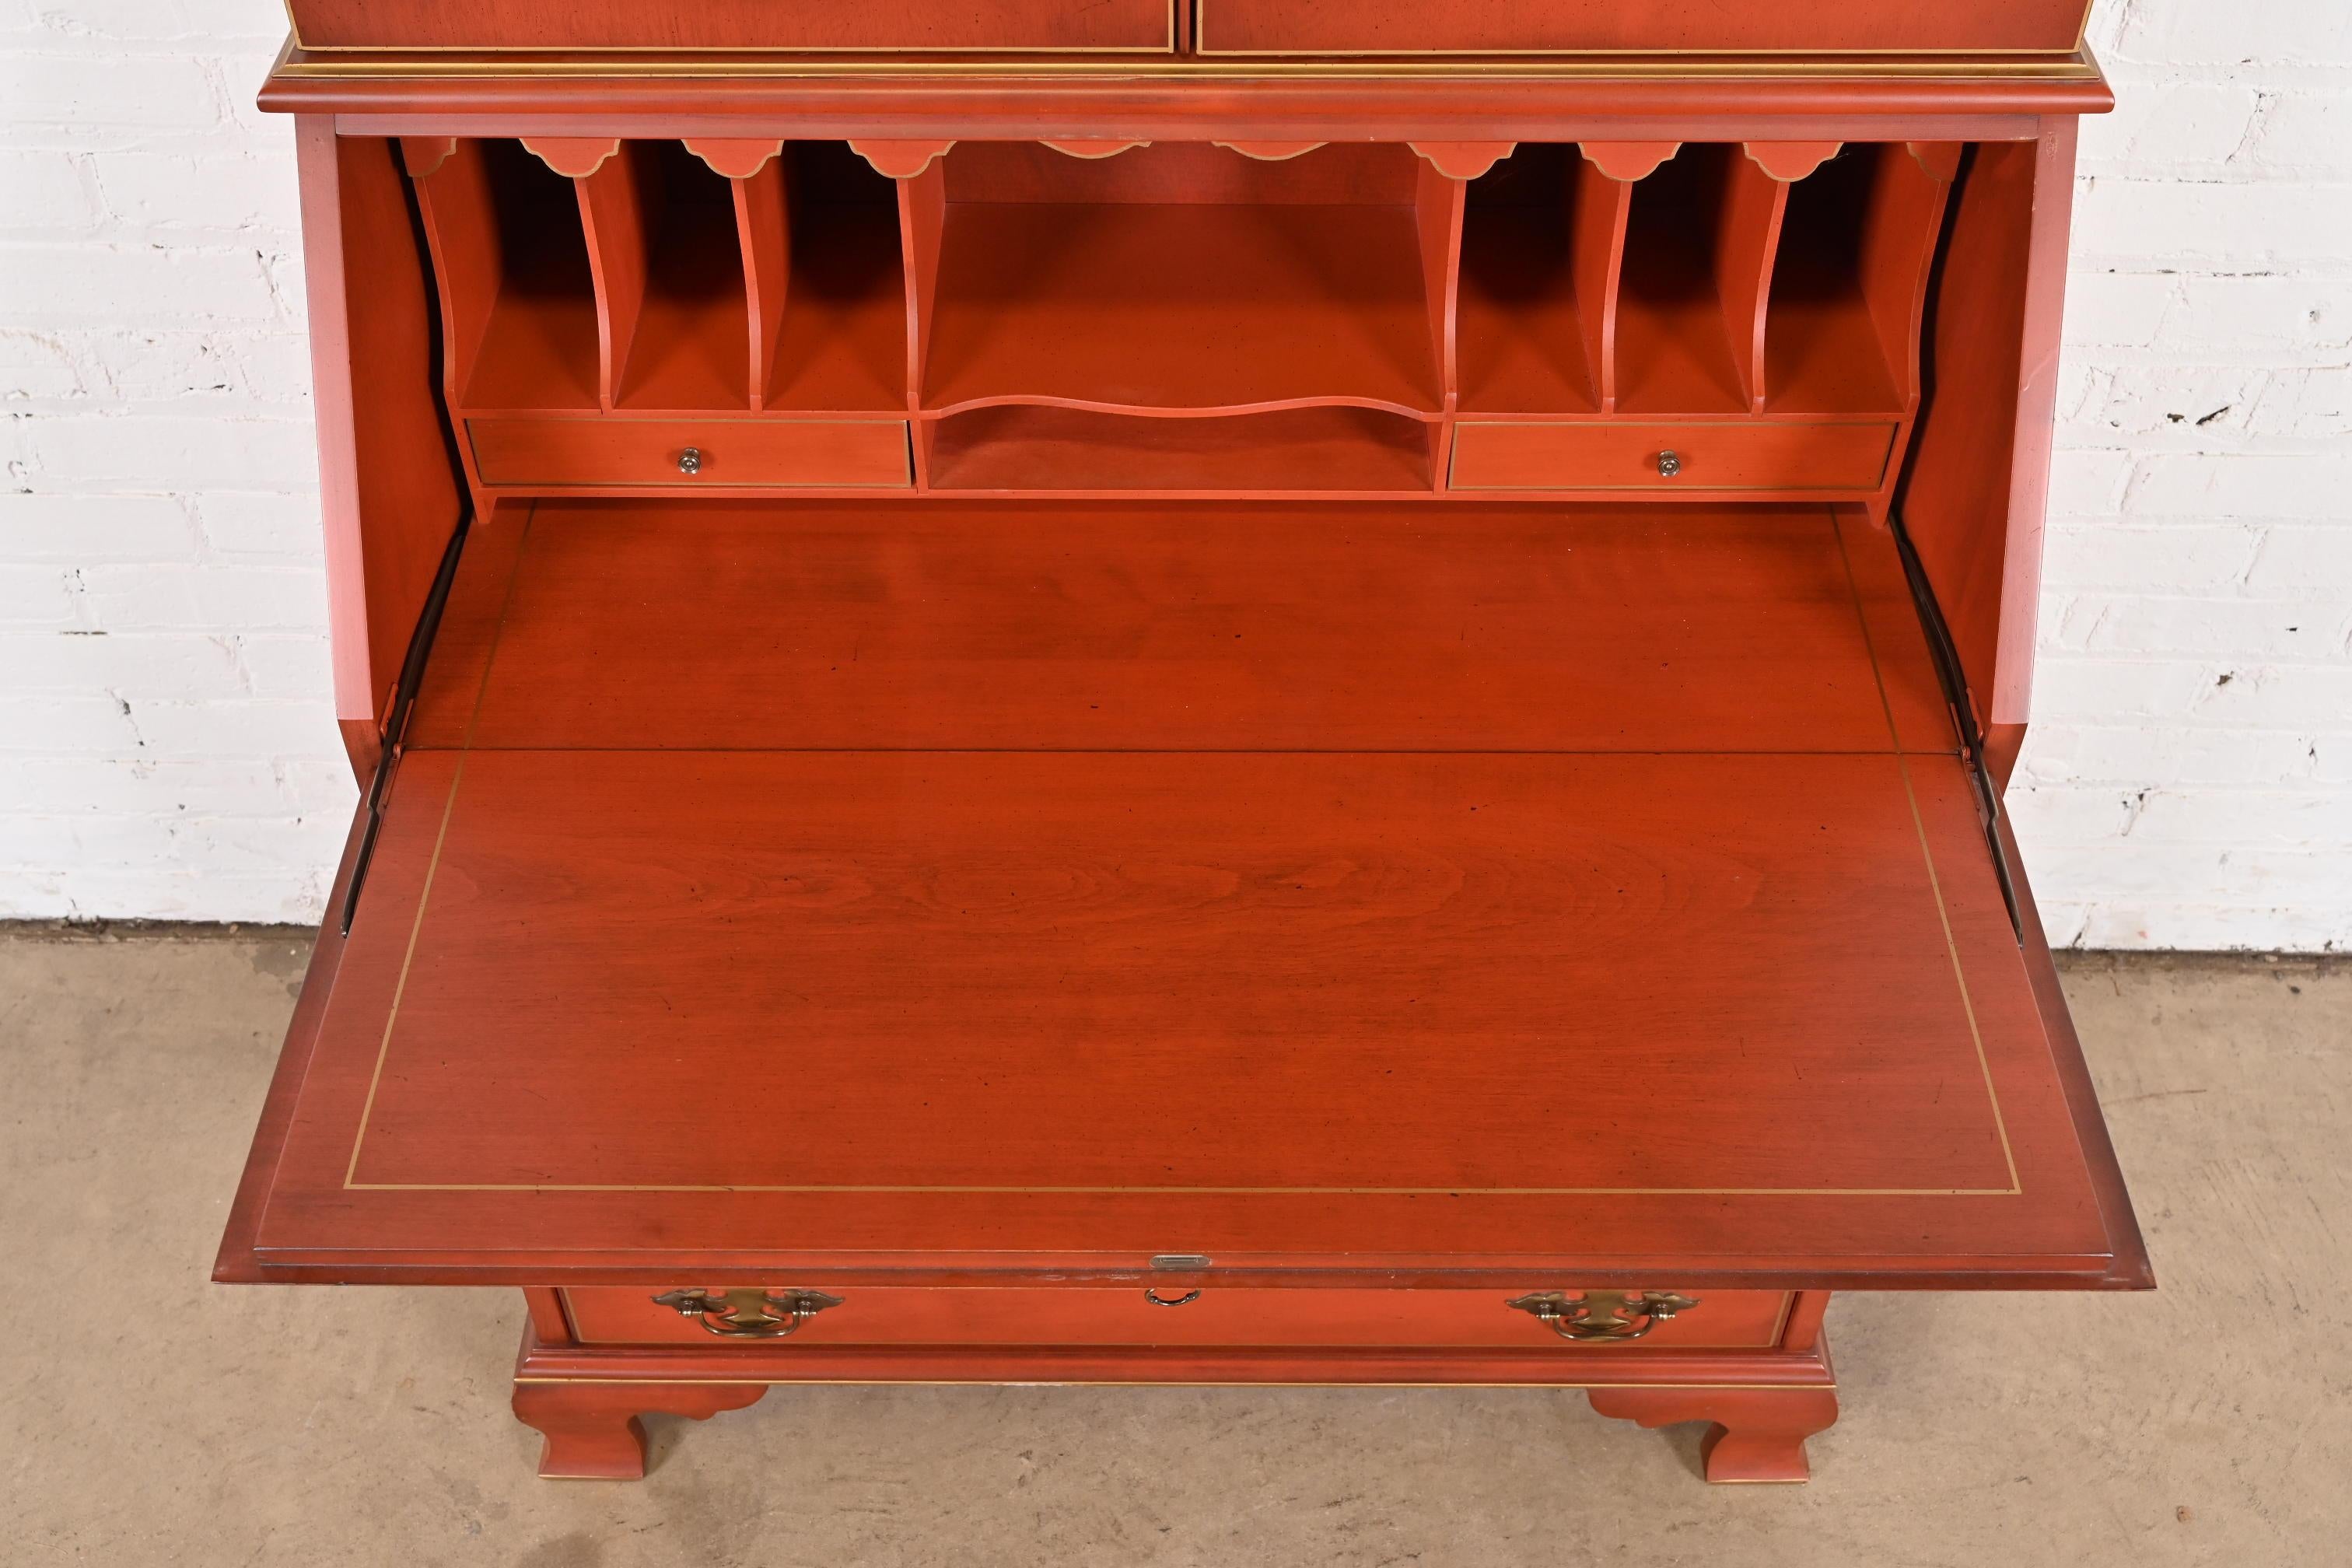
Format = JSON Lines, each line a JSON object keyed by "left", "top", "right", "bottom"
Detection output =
{"left": 652, "top": 1286, "right": 843, "bottom": 1338}
{"left": 1505, "top": 1290, "right": 1699, "bottom": 1343}
{"left": 1143, "top": 1288, "right": 1202, "bottom": 1307}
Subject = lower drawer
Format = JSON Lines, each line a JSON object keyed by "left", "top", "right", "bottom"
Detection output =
{"left": 1448, "top": 419, "right": 1898, "bottom": 493}
{"left": 468, "top": 416, "right": 912, "bottom": 489}
{"left": 564, "top": 1286, "right": 1791, "bottom": 1350}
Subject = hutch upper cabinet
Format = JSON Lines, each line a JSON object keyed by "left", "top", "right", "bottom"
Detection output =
{"left": 219, "top": 0, "right": 2147, "bottom": 1486}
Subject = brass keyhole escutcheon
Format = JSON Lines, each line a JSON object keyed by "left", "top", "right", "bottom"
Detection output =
{"left": 652, "top": 1286, "right": 842, "bottom": 1338}
{"left": 1504, "top": 1290, "right": 1699, "bottom": 1342}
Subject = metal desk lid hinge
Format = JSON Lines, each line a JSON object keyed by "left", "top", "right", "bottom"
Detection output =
{"left": 1889, "top": 515, "right": 2025, "bottom": 946}
{"left": 338, "top": 514, "right": 471, "bottom": 937}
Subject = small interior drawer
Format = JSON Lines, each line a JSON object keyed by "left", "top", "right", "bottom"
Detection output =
{"left": 468, "top": 417, "right": 912, "bottom": 490}
{"left": 563, "top": 1286, "right": 1793, "bottom": 1349}
{"left": 1448, "top": 419, "right": 1897, "bottom": 493}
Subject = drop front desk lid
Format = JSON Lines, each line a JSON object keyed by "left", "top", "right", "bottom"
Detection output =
{"left": 219, "top": 499, "right": 2147, "bottom": 1290}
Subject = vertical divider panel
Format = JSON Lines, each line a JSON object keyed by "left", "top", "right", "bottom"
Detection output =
{"left": 401, "top": 138, "right": 493, "bottom": 417}
{"left": 1718, "top": 149, "right": 1811, "bottom": 415}
{"left": 1567, "top": 152, "right": 1634, "bottom": 412}
{"left": 1716, "top": 162, "right": 1785, "bottom": 415}
{"left": 1412, "top": 157, "right": 1467, "bottom": 415}
{"left": 1409, "top": 144, "right": 1509, "bottom": 487}
{"left": 574, "top": 150, "right": 651, "bottom": 412}
{"left": 517, "top": 138, "right": 649, "bottom": 414}
{"left": 734, "top": 158, "right": 790, "bottom": 411}
{"left": 1409, "top": 140, "right": 1510, "bottom": 434}
{"left": 687, "top": 139, "right": 788, "bottom": 411}
{"left": 1860, "top": 145, "right": 1960, "bottom": 404}
{"left": 1738, "top": 143, "right": 1843, "bottom": 415}
{"left": 1579, "top": 143, "right": 1679, "bottom": 413}
{"left": 896, "top": 160, "right": 947, "bottom": 486}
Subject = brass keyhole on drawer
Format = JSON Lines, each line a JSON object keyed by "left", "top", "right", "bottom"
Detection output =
{"left": 676, "top": 446, "right": 704, "bottom": 475}
{"left": 652, "top": 1286, "right": 841, "bottom": 1337}
{"left": 1505, "top": 1290, "right": 1698, "bottom": 1342}
{"left": 1143, "top": 1288, "right": 1202, "bottom": 1307}
{"left": 1655, "top": 449, "right": 1683, "bottom": 478}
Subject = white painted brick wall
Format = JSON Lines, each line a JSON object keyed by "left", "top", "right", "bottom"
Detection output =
{"left": 2023, "top": 0, "right": 2352, "bottom": 950}
{"left": 1, "top": 0, "right": 2347, "bottom": 946}
{"left": 2, "top": 0, "right": 345, "bottom": 922}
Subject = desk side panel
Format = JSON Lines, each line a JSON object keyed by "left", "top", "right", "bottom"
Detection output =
{"left": 1897, "top": 120, "right": 2077, "bottom": 784}
{"left": 299, "top": 120, "right": 467, "bottom": 770}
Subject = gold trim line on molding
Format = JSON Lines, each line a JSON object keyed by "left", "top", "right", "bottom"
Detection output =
{"left": 269, "top": 53, "right": 2105, "bottom": 84}
{"left": 278, "top": 0, "right": 2088, "bottom": 60}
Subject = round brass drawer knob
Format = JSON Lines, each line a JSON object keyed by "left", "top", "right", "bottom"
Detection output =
{"left": 1656, "top": 450, "right": 1683, "bottom": 478}
{"left": 677, "top": 446, "right": 704, "bottom": 476}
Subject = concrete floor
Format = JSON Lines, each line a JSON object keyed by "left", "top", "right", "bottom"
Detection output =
{"left": 3, "top": 934, "right": 2346, "bottom": 1566}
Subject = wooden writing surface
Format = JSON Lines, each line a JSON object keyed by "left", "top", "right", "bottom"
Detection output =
{"left": 252, "top": 743, "right": 2112, "bottom": 1276}
{"left": 408, "top": 499, "right": 1951, "bottom": 753}
{"left": 242, "top": 499, "right": 2120, "bottom": 1283}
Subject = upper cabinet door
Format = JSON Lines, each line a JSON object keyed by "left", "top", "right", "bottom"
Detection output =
{"left": 288, "top": 0, "right": 1178, "bottom": 53}
{"left": 1195, "top": 0, "right": 2089, "bottom": 56}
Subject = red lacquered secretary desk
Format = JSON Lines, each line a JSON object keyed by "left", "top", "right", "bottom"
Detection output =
{"left": 218, "top": 0, "right": 2151, "bottom": 1485}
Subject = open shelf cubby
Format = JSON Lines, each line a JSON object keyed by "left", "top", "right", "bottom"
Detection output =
{"left": 418, "top": 139, "right": 602, "bottom": 414}
{"left": 593, "top": 141, "right": 747, "bottom": 412}
{"left": 1765, "top": 144, "right": 1951, "bottom": 415}
{"left": 1455, "top": 145, "right": 1612, "bottom": 415}
{"left": 1454, "top": 141, "right": 1954, "bottom": 424}
{"left": 915, "top": 142, "right": 1448, "bottom": 415}
{"left": 411, "top": 138, "right": 910, "bottom": 419}
{"left": 923, "top": 405, "right": 1436, "bottom": 493}
{"left": 407, "top": 136, "right": 1959, "bottom": 498}
{"left": 1615, "top": 144, "right": 1780, "bottom": 417}
{"left": 757, "top": 142, "right": 908, "bottom": 415}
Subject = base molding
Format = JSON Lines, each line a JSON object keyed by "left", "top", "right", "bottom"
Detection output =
{"left": 509, "top": 1317, "right": 1839, "bottom": 1482}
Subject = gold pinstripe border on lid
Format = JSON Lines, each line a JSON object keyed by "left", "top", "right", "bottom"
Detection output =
{"left": 338, "top": 502, "right": 2021, "bottom": 1199}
